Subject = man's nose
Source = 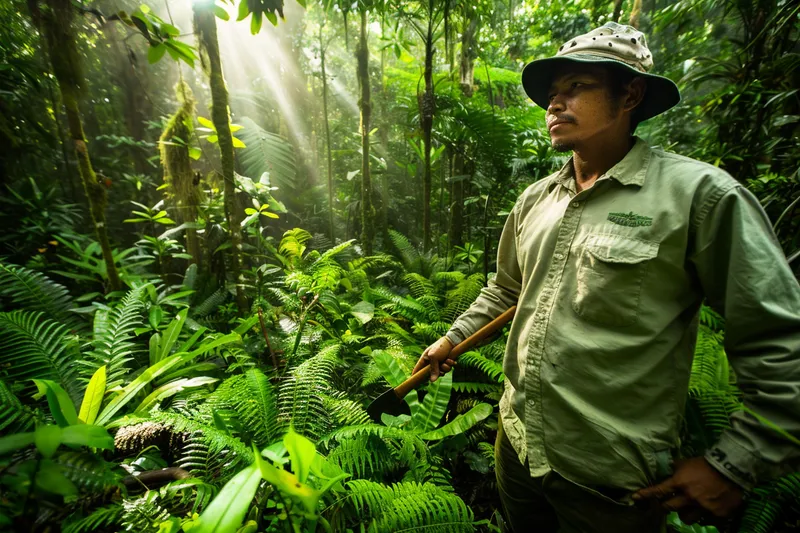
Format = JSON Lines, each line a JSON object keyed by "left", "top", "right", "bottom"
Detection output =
{"left": 547, "top": 94, "right": 566, "bottom": 114}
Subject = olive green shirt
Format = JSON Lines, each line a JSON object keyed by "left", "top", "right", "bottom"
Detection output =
{"left": 446, "top": 138, "right": 800, "bottom": 495}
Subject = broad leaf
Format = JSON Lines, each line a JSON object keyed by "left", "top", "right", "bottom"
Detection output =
{"left": 61, "top": 424, "right": 114, "bottom": 449}
{"left": 78, "top": 365, "right": 106, "bottom": 425}
{"left": 414, "top": 371, "right": 452, "bottom": 432}
{"left": 419, "top": 402, "right": 493, "bottom": 440}
{"left": 32, "top": 379, "right": 78, "bottom": 427}
{"left": 158, "top": 308, "right": 188, "bottom": 363}
{"left": 350, "top": 301, "right": 374, "bottom": 324}
{"left": 192, "top": 463, "right": 261, "bottom": 533}
{"left": 0, "top": 432, "right": 35, "bottom": 455}
{"left": 134, "top": 377, "right": 218, "bottom": 414}
{"left": 34, "top": 424, "right": 62, "bottom": 458}
{"left": 284, "top": 426, "right": 316, "bottom": 483}
{"left": 371, "top": 350, "right": 420, "bottom": 417}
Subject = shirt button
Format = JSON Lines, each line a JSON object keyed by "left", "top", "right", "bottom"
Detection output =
{"left": 553, "top": 252, "right": 564, "bottom": 260}
{"left": 571, "top": 201, "right": 580, "bottom": 208}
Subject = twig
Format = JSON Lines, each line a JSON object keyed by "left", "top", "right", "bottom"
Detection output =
{"left": 258, "top": 307, "right": 279, "bottom": 370}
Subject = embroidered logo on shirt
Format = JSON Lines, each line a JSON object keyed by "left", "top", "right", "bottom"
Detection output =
{"left": 607, "top": 211, "right": 653, "bottom": 227}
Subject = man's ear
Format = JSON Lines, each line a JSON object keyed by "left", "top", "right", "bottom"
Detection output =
{"left": 624, "top": 77, "right": 647, "bottom": 112}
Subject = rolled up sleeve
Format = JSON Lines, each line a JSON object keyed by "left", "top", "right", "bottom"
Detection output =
{"left": 690, "top": 184, "right": 800, "bottom": 490}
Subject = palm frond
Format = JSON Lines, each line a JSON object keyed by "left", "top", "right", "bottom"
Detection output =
{"left": 237, "top": 117, "right": 297, "bottom": 200}
{"left": 458, "top": 352, "right": 505, "bottom": 383}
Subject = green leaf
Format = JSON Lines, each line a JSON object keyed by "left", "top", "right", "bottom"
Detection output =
{"left": 197, "top": 116, "right": 215, "bottom": 130}
{"left": 150, "top": 333, "right": 162, "bottom": 367}
{"left": 214, "top": 4, "right": 230, "bottom": 20}
{"left": 161, "top": 23, "right": 180, "bottom": 37}
{"left": 32, "top": 379, "right": 78, "bottom": 427}
{"left": 415, "top": 371, "right": 452, "bottom": 432}
{"left": 192, "top": 463, "right": 261, "bottom": 533}
{"left": 255, "top": 447, "right": 321, "bottom": 514}
{"left": 149, "top": 305, "right": 164, "bottom": 330}
{"left": 419, "top": 402, "right": 493, "bottom": 440}
{"left": 236, "top": 0, "right": 250, "bottom": 21}
{"left": 148, "top": 43, "right": 167, "bottom": 64}
{"left": 207, "top": 134, "right": 219, "bottom": 143}
{"left": 189, "top": 147, "right": 202, "bottom": 160}
{"left": 36, "top": 460, "right": 77, "bottom": 496}
{"left": 134, "top": 377, "right": 218, "bottom": 414}
{"left": 262, "top": 211, "right": 279, "bottom": 219}
{"left": 78, "top": 366, "right": 107, "bottom": 425}
{"left": 0, "top": 432, "right": 35, "bottom": 455}
{"left": 61, "top": 424, "right": 114, "bottom": 449}
{"left": 284, "top": 426, "right": 316, "bottom": 483}
{"left": 229, "top": 124, "right": 243, "bottom": 133}
{"left": 371, "top": 350, "right": 420, "bottom": 418}
{"left": 232, "top": 136, "right": 247, "bottom": 149}
{"left": 158, "top": 308, "right": 188, "bottom": 362}
{"left": 34, "top": 424, "right": 62, "bottom": 458}
{"left": 250, "top": 10, "right": 263, "bottom": 34}
{"left": 350, "top": 301, "right": 374, "bottom": 325}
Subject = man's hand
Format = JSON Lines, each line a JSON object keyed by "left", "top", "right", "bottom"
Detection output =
{"left": 632, "top": 457, "right": 744, "bottom": 525}
{"left": 412, "top": 336, "right": 457, "bottom": 382}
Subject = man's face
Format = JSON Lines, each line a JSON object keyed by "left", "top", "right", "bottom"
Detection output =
{"left": 545, "top": 64, "right": 625, "bottom": 152}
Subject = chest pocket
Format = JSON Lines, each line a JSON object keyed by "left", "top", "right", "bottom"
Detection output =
{"left": 572, "top": 233, "right": 659, "bottom": 327}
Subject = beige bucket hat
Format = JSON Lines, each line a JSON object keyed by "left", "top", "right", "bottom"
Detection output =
{"left": 521, "top": 22, "right": 680, "bottom": 122}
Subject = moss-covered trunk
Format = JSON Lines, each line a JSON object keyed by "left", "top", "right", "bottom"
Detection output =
{"left": 34, "top": 0, "right": 121, "bottom": 291}
{"left": 193, "top": 2, "right": 247, "bottom": 313}
{"left": 357, "top": 9, "right": 374, "bottom": 255}
{"left": 160, "top": 81, "right": 201, "bottom": 266}
{"left": 459, "top": 8, "right": 478, "bottom": 98}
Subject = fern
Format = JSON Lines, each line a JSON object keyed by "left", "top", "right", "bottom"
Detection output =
{"left": 278, "top": 347, "right": 339, "bottom": 439}
{"left": 57, "top": 450, "right": 122, "bottom": 494}
{"left": 0, "top": 262, "right": 79, "bottom": 329}
{"left": 192, "top": 288, "right": 228, "bottom": 318}
{"left": 81, "top": 286, "right": 147, "bottom": 387}
{"left": 0, "top": 378, "right": 34, "bottom": 433}
{"left": 121, "top": 492, "right": 171, "bottom": 532}
{"left": 389, "top": 230, "right": 423, "bottom": 273}
{"left": 63, "top": 504, "right": 124, "bottom": 533}
{"left": 740, "top": 473, "right": 800, "bottom": 533}
{"left": 0, "top": 310, "right": 80, "bottom": 400}
{"left": 458, "top": 351, "right": 505, "bottom": 383}
{"left": 202, "top": 369, "right": 281, "bottom": 448}
{"left": 371, "top": 286, "right": 433, "bottom": 323}
{"left": 342, "top": 480, "right": 475, "bottom": 533}
{"left": 326, "top": 433, "right": 398, "bottom": 479}
{"left": 236, "top": 117, "right": 297, "bottom": 200}
{"left": 440, "top": 272, "right": 484, "bottom": 324}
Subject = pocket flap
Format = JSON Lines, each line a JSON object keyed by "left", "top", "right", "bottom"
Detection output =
{"left": 585, "top": 234, "right": 659, "bottom": 264}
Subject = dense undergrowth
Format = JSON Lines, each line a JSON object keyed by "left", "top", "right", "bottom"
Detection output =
{"left": 0, "top": 227, "right": 797, "bottom": 533}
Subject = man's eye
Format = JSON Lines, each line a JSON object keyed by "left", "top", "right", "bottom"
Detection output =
{"left": 571, "top": 82, "right": 583, "bottom": 89}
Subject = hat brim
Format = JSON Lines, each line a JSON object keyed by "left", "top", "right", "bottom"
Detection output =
{"left": 521, "top": 55, "right": 681, "bottom": 123}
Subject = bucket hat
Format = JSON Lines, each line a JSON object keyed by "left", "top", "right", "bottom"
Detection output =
{"left": 521, "top": 22, "right": 680, "bottom": 122}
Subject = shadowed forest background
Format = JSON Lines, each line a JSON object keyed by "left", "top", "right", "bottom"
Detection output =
{"left": 0, "top": 0, "right": 799, "bottom": 531}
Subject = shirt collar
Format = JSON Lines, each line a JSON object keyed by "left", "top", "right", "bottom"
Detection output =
{"left": 549, "top": 137, "right": 651, "bottom": 192}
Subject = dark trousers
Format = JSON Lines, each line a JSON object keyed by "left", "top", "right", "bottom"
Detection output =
{"left": 494, "top": 418, "right": 666, "bottom": 533}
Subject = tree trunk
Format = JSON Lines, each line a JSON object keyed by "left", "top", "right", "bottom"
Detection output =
{"left": 628, "top": 0, "right": 642, "bottom": 28}
{"left": 357, "top": 9, "right": 374, "bottom": 255}
{"left": 450, "top": 151, "right": 466, "bottom": 247}
{"left": 420, "top": 0, "right": 436, "bottom": 252}
{"left": 459, "top": 8, "right": 478, "bottom": 97}
{"left": 320, "top": 26, "right": 335, "bottom": 243}
{"left": 160, "top": 81, "right": 201, "bottom": 266}
{"left": 612, "top": 0, "right": 625, "bottom": 22}
{"left": 193, "top": 2, "right": 247, "bottom": 313}
{"left": 35, "top": 0, "right": 121, "bottom": 291}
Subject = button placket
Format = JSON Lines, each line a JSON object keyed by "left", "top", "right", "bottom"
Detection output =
{"left": 525, "top": 197, "right": 584, "bottom": 474}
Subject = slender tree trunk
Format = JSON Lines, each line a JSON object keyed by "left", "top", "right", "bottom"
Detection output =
{"left": 193, "top": 2, "right": 247, "bottom": 313}
{"left": 357, "top": 9, "right": 374, "bottom": 255}
{"left": 459, "top": 7, "right": 478, "bottom": 97}
{"left": 612, "top": 0, "right": 625, "bottom": 22}
{"left": 320, "top": 26, "right": 335, "bottom": 243}
{"left": 420, "top": 1, "right": 436, "bottom": 252}
{"left": 35, "top": 0, "right": 121, "bottom": 291}
{"left": 628, "top": 0, "right": 642, "bottom": 28}
{"left": 450, "top": 151, "right": 465, "bottom": 247}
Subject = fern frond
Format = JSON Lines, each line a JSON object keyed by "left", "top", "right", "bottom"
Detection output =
{"left": 740, "top": 473, "right": 800, "bottom": 533}
{"left": 0, "top": 310, "right": 80, "bottom": 400}
{"left": 441, "top": 273, "right": 484, "bottom": 323}
{"left": 371, "top": 286, "right": 433, "bottom": 323}
{"left": 323, "top": 391, "right": 371, "bottom": 427}
{"left": 121, "top": 492, "right": 171, "bottom": 532}
{"left": 343, "top": 480, "right": 475, "bottom": 533}
{"left": 389, "top": 230, "right": 423, "bottom": 273}
{"left": 63, "top": 504, "right": 123, "bottom": 533}
{"left": 278, "top": 349, "right": 339, "bottom": 439}
{"left": 57, "top": 450, "right": 122, "bottom": 493}
{"left": 326, "top": 433, "right": 397, "bottom": 479}
{"left": 458, "top": 352, "right": 505, "bottom": 383}
{"left": 81, "top": 286, "right": 147, "bottom": 387}
{"left": 192, "top": 288, "right": 228, "bottom": 318}
{"left": 0, "top": 378, "right": 35, "bottom": 434}
{"left": 0, "top": 263, "right": 79, "bottom": 329}
{"left": 451, "top": 382, "right": 501, "bottom": 394}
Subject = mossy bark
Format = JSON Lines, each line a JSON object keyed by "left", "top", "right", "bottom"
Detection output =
{"left": 194, "top": 3, "right": 247, "bottom": 313}
{"left": 160, "top": 81, "right": 201, "bottom": 266}
{"left": 357, "top": 9, "right": 374, "bottom": 256}
{"left": 35, "top": 0, "right": 121, "bottom": 291}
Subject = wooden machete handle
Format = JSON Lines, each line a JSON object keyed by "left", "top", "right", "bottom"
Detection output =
{"left": 393, "top": 305, "right": 517, "bottom": 399}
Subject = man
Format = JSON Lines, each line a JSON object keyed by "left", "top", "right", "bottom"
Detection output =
{"left": 412, "top": 22, "right": 800, "bottom": 532}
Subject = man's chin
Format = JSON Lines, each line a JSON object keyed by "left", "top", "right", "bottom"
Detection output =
{"left": 551, "top": 140, "right": 575, "bottom": 153}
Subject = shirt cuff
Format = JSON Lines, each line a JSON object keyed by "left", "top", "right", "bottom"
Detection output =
{"left": 705, "top": 432, "right": 763, "bottom": 491}
{"left": 444, "top": 327, "right": 466, "bottom": 346}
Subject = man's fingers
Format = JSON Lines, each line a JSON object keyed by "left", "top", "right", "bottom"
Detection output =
{"left": 660, "top": 494, "right": 691, "bottom": 513}
{"left": 633, "top": 478, "right": 679, "bottom": 501}
{"left": 429, "top": 357, "right": 440, "bottom": 382}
